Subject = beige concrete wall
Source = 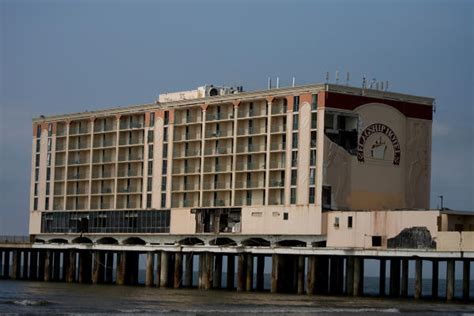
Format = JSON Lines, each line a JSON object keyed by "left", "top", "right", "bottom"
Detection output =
{"left": 326, "top": 210, "right": 439, "bottom": 248}
{"left": 324, "top": 103, "right": 432, "bottom": 210}
{"left": 169, "top": 208, "right": 196, "bottom": 234}
{"left": 241, "top": 205, "right": 322, "bottom": 235}
{"left": 437, "top": 232, "right": 474, "bottom": 251}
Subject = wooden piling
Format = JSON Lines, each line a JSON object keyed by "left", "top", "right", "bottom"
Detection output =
{"left": 53, "top": 251, "right": 61, "bottom": 281}
{"left": 184, "top": 253, "right": 193, "bottom": 288}
{"left": 11, "top": 250, "right": 20, "bottom": 280}
{"left": 346, "top": 256, "right": 354, "bottom": 296}
{"left": 160, "top": 252, "right": 169, "bottom": 287}
{"left": 401, "top": 258, "right": 409, "bottom": 297}
{"left": 213, "top": 253, "right": 222, "bottom": 289}
{"left": 155, "top": 252, "right": 161, "bottom": 287}
{"left": 307, "top": 256, "right": 316, "bottom": 295}
{"left": 245, "top": 253, "right": 253, "bottom": 292}
{"left": 237, "top": 253, "right": 246, "bottom": 292}
{"left": 297, "top": 256, "right": 305, "bottom": 294}
{"left": 104, "top": 252, "right": 114, "bottom": 284}
{"left": 44, "top": 250, "right": 51, "bottom": 282}
{"left": 271, "top": 254, "right": 279, "bottom": 293}
{"left": 22, "top": 251, "right": 29, "bottom": 279}
{"left": 116, "top": 251, "right": 126, "bottom": 285}
{"left": 66, "top": 250, "right": 76, "bottom": 283}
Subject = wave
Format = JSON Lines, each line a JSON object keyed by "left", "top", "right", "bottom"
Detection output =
{"left": 3, "top": 299, "right": 53, "bottom": 306}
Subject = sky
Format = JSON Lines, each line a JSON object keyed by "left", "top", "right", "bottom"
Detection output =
{"left": 1, "top": 0, "right": 473, "bottom": 235}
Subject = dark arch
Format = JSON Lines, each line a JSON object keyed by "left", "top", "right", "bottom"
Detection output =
{"left": 209, "top": 237, "right": 237, "bottom": 246}
{"left": 96, "top": 237, "right": 119, "bottom": 245}
{"left": 72, "top": 236, "right": 93, "bottom": 244}
{"left": 178, "top": 237, "right": 204, "bottom": 246}
{"left": 34, "top": 238, "right": 45, "bottom": 244}
{"left": 276, "top": 240, "right": 307, "bottom": 247}
{"left": 241, "top": 237, "right": 270, "bottom": 247}
{"left": 48, "top": 238, "right": 68, "bottom": 244}
{"left": 122, "top": 237, "right": 146, "bottom": 245}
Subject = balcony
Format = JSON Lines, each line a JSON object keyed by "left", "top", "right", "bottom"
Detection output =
{"left": 202, "top": 182, "right": 230, "bottom": 190}
{"left": 205, "top": 129, "right": 233, "bottom": 139}
{"left": 271, "top": 105, "right": 287, "bottom": 115}
{"left": 172, "top": 165, "right": 200, "bottom": 174}
{"left": 235, "top": 162, "right": 265, "bottom": 171}
{"left": 203, "top": 164, "right": 231, "bottom": 173}
{"left": 271, "top": 125, "right": 286, "bottom": 133}
{"left": 238, "top": 109, "right": 266, "bottom": 119}
{"left": 117, "top": 187, "right": 141, "bottom": 194}
{"left": 68, "top": 143, "right": 90, "bottom": 151}
{"left": 173, "top": 132, "right": 201, "bottom": 142}
{"left": 94, "top": 124, "right": 116, "bottom": 133}
{"left": 118, "top": 138, "right": 144, "bottom": 146}
{"left": 235, "top": 181, "right": 262, "bottom": 189}
{"left": 270, "top": 180, "right": 284, "bottom": 187}
{"left": 270, "top": 142, "right": 286, "bottom": 151}
{"left": 68, "top": 159, "right": 89, "bottom": 166}
{"left": 55, "top": 143, "right": 67, "bottom": 151}
{"left": 172, "top": 182, "right": 200, "bottom": 191}
{"left": 92, "top": 156, "right": 115, "bottom": 164}
{"left": 117, "top": 169, "right": 142, "bottom": 177}
{"left": 120, "top": 121, "right": 144, "bottom": 130}
{"left": 236, "top": 143, "right": 266, "bottom": 153}
{"left": 173, "top": 148, "right": 200, "bottom": 158}
{"left": 67, "top": 173, "right": 89, "bottom": 180}
{"left": 66, "top": 187, "right": 88, "bottom": 195}
{"left": 204, "top": 146, "right": 232, "bottom": 156}
{"left": 206, "top": 112, "right": 233, "bottom": 122}
{"left": 270, "top": 160, "right": 285, "bottom": 169}
{"left": 92, "top": 171, "right": 114, "bottom": 179}
{"left": 237, "top": 127, "right": 266, "bottom": 136}
{"left": 93, "top": 140, "right": 115, "bottom": 148}
{"left": 174, "top": 114, "right": 201, "bottom": 125}
{"left": 69, "top": 127, "right": 90, "bottom": 136}
{"left": 118, "top": 154, "right": 143, "bottom": 162}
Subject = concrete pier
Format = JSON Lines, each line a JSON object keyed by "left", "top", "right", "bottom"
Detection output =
{"left": 160, "top": 251, "right": 169, "bottom": 288}
{"left": 104, "top": 252, "right": 114, "bottom": 284}
{"left": 145, "top": 252, "right": 154, "bottom": 286}
{"left": 201, "top": 252, "right": 212, "bottom": 290}
{"left": 92, "top": 251, "right": 105, "bottom": 284}
{"left": 353, "top": 257, "right": 362, "bottom": 296}
{"left": 463, "top": 259, "right": 470, "bottom": 302}
{"left": 256, "top": 255, "right": 265, "bottom": 291}
{"left": 414, "top": 259, "right": 422, "bottom": 299}
{"left": 446, "top": 259, "right": 455, "bottom": 301}
{"left": 116, "top": 251, "right": 126, "bottom": 285}
{"left": 432, "top": 259, "right": 439, "bottom": 299}
{"left": 245, "top": 253, "right": 253, "bottom": 291}
{"left": 345, "top": 256, "right": 354, "bottom": 296}
{"left": 155, "top": 252, "right": 161, "bottom": 287}
{"left": 44, "top": 250, "right": 51, "bottom": 282}
{"left": 401, "top": 258, "right": 409, "bottom": 297}
{"left": 307, "top": 256, "right": 317, "bottom": 295}
{"left": 213, "top": 253, "right": 222, "bottom": 289}
{"left": 226, "top": 254, "right": 235, "bottom": 290}
{"left": 389, "top": 258, "right": 400, "bottom": 297}
{"left": 11, "top": 250, "right": 20, "bottom": 280}
{"left": 174, "top": 252, "right": 183, "bottom": 288}
{"left": 237, "top": 253, "right": 246, "bottom": 292}
{"left": 184, "top": 253, "right": 193, "bottom": 287}
{"left": 66, "top": 250, "right": 76, "bottom": 283}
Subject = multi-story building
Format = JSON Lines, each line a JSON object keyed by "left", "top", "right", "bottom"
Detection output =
{"left": 29, "top": 83, "right": 434, "bottom": 245}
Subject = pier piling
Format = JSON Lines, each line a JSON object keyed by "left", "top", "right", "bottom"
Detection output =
{"left": 389, "top": 258, "right": 400, "bottom": 297}
{"left": 184, "top": 253, "right": 193, "bottom": 287}
{"left": 463, "top": 259, "right": 470, "bottom": 302}
{"left": 446, "top": 259, "right": 455, "bottom": 301}
{"left": 256, "top": 255, "right": 265, "bottom": 291}
{"left": 160, "top": 251, "right": 169, "bottom": 288}
{"left": 213, "top": 253, "right": 222, "bottom": 289}
{"left": 401, "top": 258, "right": 409, "bottom": 297}
{"left": 226, "top": 254, "right": 235, "bottom": 290}
{"left": 145, "top": 252, "right": 154, "bottom": 286}
{"left": 414, "top": 259, "right": 422, "bottom": 299}
{"left": 174, "top": 252, "right": 183, "bottom": 288}
{"left": 432, "top": 259, "right": 439, "bottom": 299}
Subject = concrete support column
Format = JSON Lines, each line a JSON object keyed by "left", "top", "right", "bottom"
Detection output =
{"left": 22, "top": 251, "right": 29, "bottom": 279}
{"left": 389, "top": 258, "right": 400, "bottom": 297}
{"left": 184, "top": 253, "right": 193, "bottom": 288}
{"left": 53, "top": 251, "right": 61, "bottom": 281}
{"left": 29, "top": 250, "right": 38, "bottom": 280}
{"left": 116, "top": 251, "right": 126, "bottom": 285}
{"left": 297, "top": 256, "right": 305, "bottom": 295}
{"left": 11, "top": 250, "right": 20, "bottom": 280}
{"left": 462, "top": 259, "right": 470, "bottom": 302}
{"left": 432, "top": 259, "right": 439, "bottom": 299}
{"left": 446, "top": 259, "right": 455, "bottom": 301}
{"left": 346, "top": 256, "right": 354, "bottom": 296}
{"left": 66, "top": 250, "right": 76, "bottom": 283}
{"left": 145, "top": 252, "right": 154, "bottom": 287}
{"left": 237, "top": 253, "right": 246, "bottom": 292}
{"left": 226, "top": 254, "right": 235, "bottom": 290}
{"left": 44, "top": 250, "right": 52, "bottom": 282}
{"left": 155, "top": 252, "right": 161, "bottom": 287}
{"left": 174, "top": 252, "right": 183, "bottom": 289}
{"left": 379, "top": 258, "right": 386, "bottom": 297}
{"left": 401, "top": 259, "right": 409, "bottom": 298}
{"left": 202, "top": 252, "right": 212, "bottom": 290}
{"left": 38, "top": 251, "right": 45, "bottom": 281}
{"left": 414, "top": 259, "right": 422, "bottom": 299}
{"left": 256, "top": 255, "right": 265, "bottom": 292}
{"left": 271, "top": 254, "right": 279, "bottom": 293}
{"left": 78, "top": 251, "right": 92, "bottom": 284}
{"left": 213, "top": 253, "right": 222, "bottom": 289}
{"left": 353, "top": 257, "right": 361, "bottom": 297}
{"left": 160, "top": 252, "right": 169, "bottom": 288}
{"left": 104, "top": 252, "right": 114, "bottom": 284}
{"left": 246, "top": 253, "right": 253, "bottom": 292}
{"left": 3, "top": 251, "right": 10, "bottom": 279}
{"left": 92, "top": 251, "right": 105, "bottom": 284}
{"left": 307, "top": 256, "right": 317, "bottom": 295}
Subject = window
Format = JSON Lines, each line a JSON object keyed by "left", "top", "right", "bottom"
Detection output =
{"left": 311, "top": 94, "right": 318, "bottom": 111}
{"left": 291, "top": 169, "right": 297, "bottom": 186}
{"left": 309, "top": 187, "right": 315, "bottom": 204}
{"left": 309, "top": 168, "right": 316, "bottom": 185}
{"left": 293, "top": 96, "right": 300, "bottom": 112}
{"left": 47, "top": 138, "right": 52, "bottom": 151}
{"left": 36, "top": 139, "right": 40, "bottom": 152}
{"left": 35, "top": 169, "right": 39, "bottom": 181}
{"left": 34, "top": 183, "right": 38, "bottom": 196}
{"left": 310, "top": 150, "right": 316, "bottom": 166}
{"left": 148, "top": 130, "right": 154, "bottom": 143}
{"left": 162, "top": 160, "right": 167, "bottom": 174}
{"left": 334, "top": 217, "right": 339, "bottom": 228}
{"left": 372, "top": 236, "right": 382, "bottom": 247}
{"left": 35, "top": 154, "right": 40, "bottom": 167}
{"left": 161, "top": 193, "right": 166, "bottom": 208}
{"left": 46, "top": 183, "right": 50, "bottom": 195}
{"left": 291, "top": 151, "right": 298, "bottom": 167}
{"left": 292, "top": 133, "right": 298, "bottom": 149}
{"left": 311, "top": 113, "right": 317, "bottom": 129}
{"left": 150, "top": 112, "right": 155, "bottom": 127}
{"left": 163, "top": 127, "right": 168, "bottom": 141}
{"left": 290, "top": 188, "right": 296, "bottom": 204}
{"left": 46, "top": 168, "right": 51, "bottom": 181}
{"left": 45, "top": 197, "right": 49, "bottom": 210}
{"left": 148, "top": 145, "right": 154, "bottom": 159}
{"left": 161, "top": 176, "right": 167, "bottom": 190}
{"left": 34, "top": 198, "right": 38, "bottom": 210}
{"left": 148, "top": 161, "right": 153, "bottom": 176}
{"left": 322, "top": 186, "right": 331, "bottom": 209}
{"left": 47, "top": 153, "right": 51, "bottom": 166}
{"left": 348, "top": 216, "right": 353, "bottom": 228}
{"left": 283, "top": 212, "right": 289, "bottom": 220}
{"left": 162, "top": 143, "right": 168, "bottom": 157}
{"left": 146, "top": 194, "right": 152, "bottom": 208}
{"left": 36, "top": 125, "right": 42, "bottom": 138}
{"left": 164, "top": 111, "right": 169, "bottom": 125}
{"left": 293, "top": 114, "right": 299, "bottom": 130}
{"left": 147, "top": 177, "right": 152, "bottom": 191}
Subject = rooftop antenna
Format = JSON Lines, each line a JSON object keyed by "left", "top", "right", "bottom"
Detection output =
{"left": 267, "top": 77, "right": 271, "bottom": 89}
{"left": 325, "top": 72, "right": 329, "bottom": 83}
{"left": 292, "top": 77, "right": 296, "bottom": 87}
{"left": 438, "top": 195, "right": 444, "bottom": 210}
{"left": 335, "top": 70, "right": 339, "bottom": 84}
{"left": 362, "top": 76, "right": 366, "bottom": 89}
{"left": 346, "top": 72, "right": 350, "bottom": 86}
{"left": 276, "top": 77, "right": 280, "bottom": 89}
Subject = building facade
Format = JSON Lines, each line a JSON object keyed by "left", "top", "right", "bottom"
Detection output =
{"left": 29, "top": 83, "right": 434, "bottom": 244}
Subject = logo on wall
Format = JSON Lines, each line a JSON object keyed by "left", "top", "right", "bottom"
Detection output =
{"left": 357, "top": 123, "right": 401, "bottom": 165}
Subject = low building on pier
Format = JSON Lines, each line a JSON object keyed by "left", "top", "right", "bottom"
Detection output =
{"left": 27, "top": 81, "right": 472, "bottom": 249}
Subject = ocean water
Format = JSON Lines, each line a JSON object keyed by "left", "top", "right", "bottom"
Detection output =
{"left": 0, "top": 278, "right": 473, "bottom": 315}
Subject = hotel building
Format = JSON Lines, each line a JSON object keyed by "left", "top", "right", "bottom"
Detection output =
{"left": 29, "top": 83, "right": 436, "bottom": 246}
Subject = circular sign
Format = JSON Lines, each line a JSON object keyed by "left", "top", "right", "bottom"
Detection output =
{"left": 357, "top": 123, "right": 401, "bottom": 165}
